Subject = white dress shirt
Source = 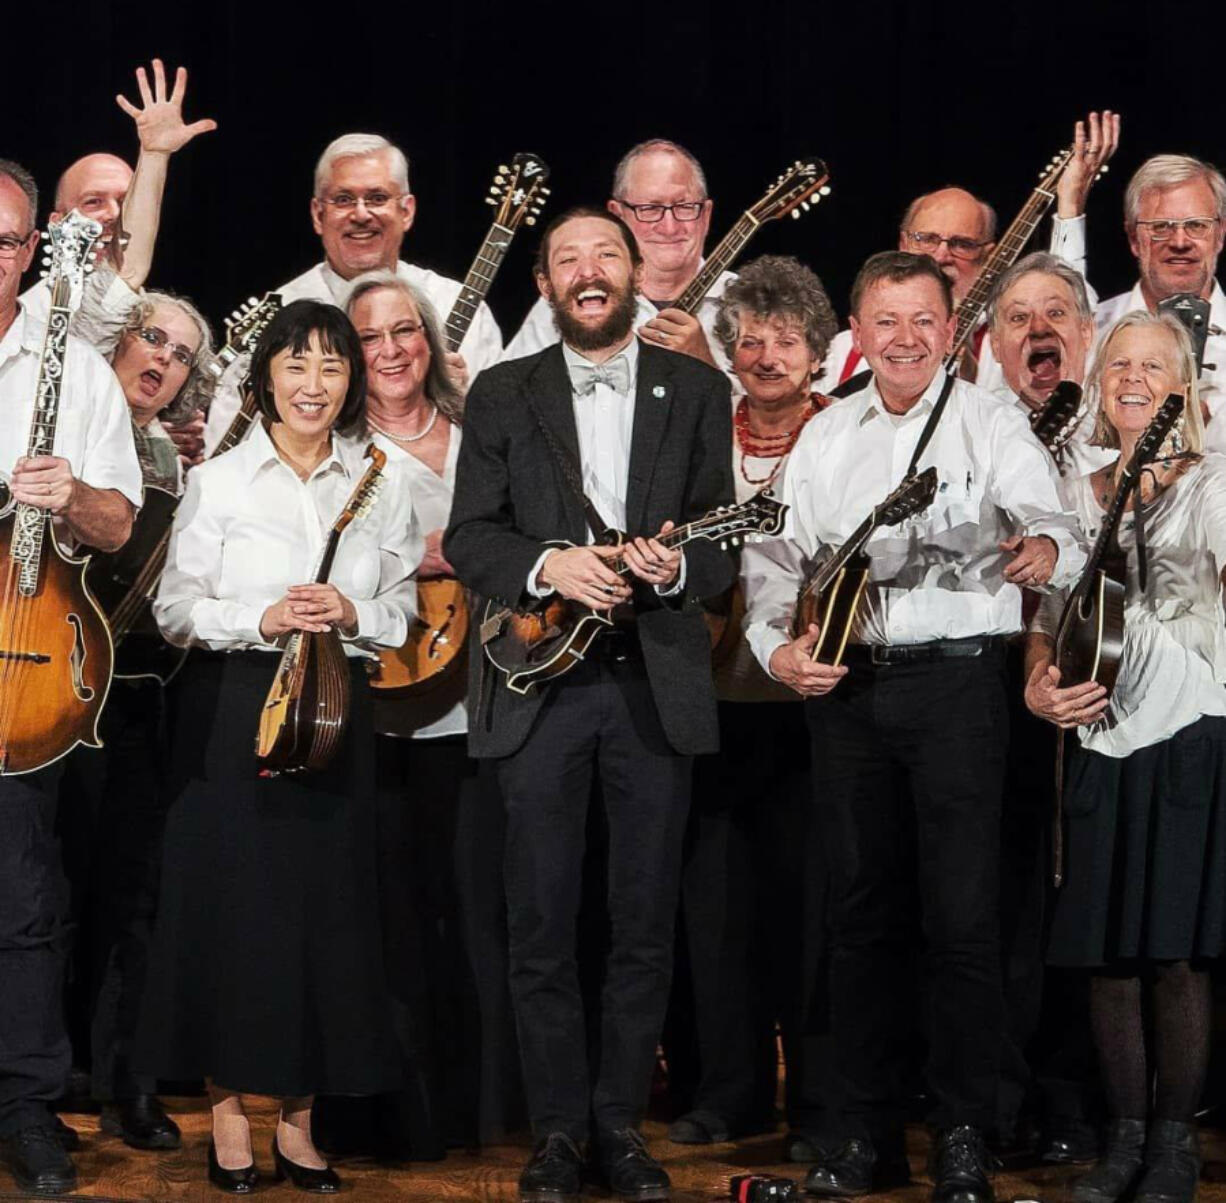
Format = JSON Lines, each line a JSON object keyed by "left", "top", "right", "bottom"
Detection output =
{"left": 203, "top": 259, "right": 504, "bottom": 454}
{"left": 0, "top": 305, "right": 142, "bottom": 512}
{"left": 373, "top": 423, "right": 467, "bottom": 739}
{"left": 525, "top": 336, "right": 685, "bottom": 598}
{"left": 814, "top": 216, "right": 1089, "bottom": 396}
{"left": 743, "top": 374, "right": 1086, "bottom": 672}
{"left": 1031, "top": 456, "right": 1226, "bottom": 758}
{"left": 502, "top": 270, "right": 738, "bottom": 373}
{"left": 993, "top": 389, "right": 1118, "bottom": 479}
{"left": 155, "top": 421, "right": 422, "bottom": 657}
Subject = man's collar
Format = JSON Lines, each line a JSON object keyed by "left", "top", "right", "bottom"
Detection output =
{"left": 561, "top": 334, "right": 640, "bottom": 375}
{"left": 319, "top": 259, "right": 408, "bottom": 306}
{"left": 0, "top": 305, "right": 40, "bottom": 361}
{"left": 860, "top": 370, "right": 946, "bottom": 425}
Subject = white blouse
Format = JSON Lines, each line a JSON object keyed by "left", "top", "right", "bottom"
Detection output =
{"left": 1033, "top": 455, "right": 1226, "bottom": 757}
{"left": 373, "top": 422, "right": 467, "bottom": 739}
{"left": 155, "top": 421, "right": 422, "bottom": 657}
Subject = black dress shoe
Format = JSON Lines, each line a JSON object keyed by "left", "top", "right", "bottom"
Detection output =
{"left": 52, "top": 1114, "right": 81, "bottom": 1152}
{"left": 519, "top": 1132, "right": 583, "bottom": 1202}
{"left": 1072, "top": 1119, "right": 1145, "bottom": 1203}
{"left": 272, "top": 1137, "right": 340, "bottom": 1194}
{"left": 929, "top": 1126, "right": 996, "bottom": 1203}
{"left": 805, "top": 1139, "right": 910, "bottom": 1197}
{"left": 668, "top": 1109, "right": 731, "bottom": 1144}
{"left": 1135, "top": 1120, "right": 1200, "bottom": 1203}
{"left": 0, "top": 1125, "right": 77, "bottom": 1195}
{"left": 595, "top": 1127, "right": 670, "bottom": 1201}
{"left": 208, "top": 1140, "right": 259, "bottom": 1194}
{"left": 101, "top": 1094, "right": 183, "bottom": 1151}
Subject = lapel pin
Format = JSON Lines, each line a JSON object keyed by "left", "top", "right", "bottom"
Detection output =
{"left": 653, "top": 385, "right": 666, "bottom": 398}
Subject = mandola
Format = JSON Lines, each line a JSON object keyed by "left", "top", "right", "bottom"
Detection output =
{"left": 0, "top": 211, "right": 113, "bottom": 774}
{"left": 86, "top": 292, "right": 283, "bottom": 685}
{"left": 792, "top": 469, "right": 940, "bottom": 666}
{"left": 674, "top": 157, "right": 831, "bottom": 316}
{"left": 1053, "top": 393, "right": 1184, "bottom": 695}
{"left": 1030, "top": 380, "right": 1085, "bottom": 460}
{"left": 370, "top": 155, "right": 548, "bottom": 700}
{"left": 255, "top": 445, "right": 386, "bottom": 775}
{"left": 481, "top": 493, "right": 788, "bottom": 696}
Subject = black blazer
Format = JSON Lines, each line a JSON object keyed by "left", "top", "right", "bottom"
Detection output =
{"left": 444, "top": 341, "right": 734, "bottom": 759}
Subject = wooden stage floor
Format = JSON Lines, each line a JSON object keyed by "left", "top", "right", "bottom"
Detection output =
{"left": 9, "top": 1097, "right": 1226, "bottom": 1203}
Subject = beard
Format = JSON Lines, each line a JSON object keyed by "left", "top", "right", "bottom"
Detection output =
{"left": 549, "top": 279, "right": 638, "bottom": 352}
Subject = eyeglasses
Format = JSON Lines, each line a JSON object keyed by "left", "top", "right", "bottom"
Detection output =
{"left": 904, "top": 231, "right": 988, "bottom": 259}
{"left": 319, "top": 191, "right": 404, "bottom": 214}
{"left": 358, "top": 321, "right": 425, "bottom": 348}
{"left": 0, "top": 232, "right": 33, "bottom": 259}
{"left": 136, "top": 326, "right": 197, "bottom": 369}
{"left": 615, "top": 199, "right": 707, "bottom": 223}
{"left": 1134, "top": 216, "right": 1220, "bottom": 242}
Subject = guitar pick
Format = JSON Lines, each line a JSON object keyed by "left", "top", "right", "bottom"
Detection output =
{"left": 653, "top": 385, "right": 665, "bottom": 398}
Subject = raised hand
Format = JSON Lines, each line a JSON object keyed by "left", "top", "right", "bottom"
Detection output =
{"left": 1056, "top": 109, "right": 1120, "bottom": 218}
{"left": 116, "top": 59, "right": 218, "bottom": 156}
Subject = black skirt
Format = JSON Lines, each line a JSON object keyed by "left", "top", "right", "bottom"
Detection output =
{"left": 1047, "top": 714, "right": 1226, "bottom": 968}
{"left": 134, "top": 650, "right": 400, "bottom": 1097}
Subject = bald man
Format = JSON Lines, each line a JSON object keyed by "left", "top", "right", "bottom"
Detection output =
{"left": 815, "top": 112, "right": 1118, "bottom": 396}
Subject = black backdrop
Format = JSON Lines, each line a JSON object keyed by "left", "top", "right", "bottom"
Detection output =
{"left": 5, "top": 1, "right": 1226, "bottom": 341}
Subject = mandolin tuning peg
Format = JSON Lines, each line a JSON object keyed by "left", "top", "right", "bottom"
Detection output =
{"left": 801, "top": 201, "right": 810, "bottom": 211}
{"left": 498, "top": 164, "right": 509, "bottom": 173}
{"left": 525, "top": 217, "right": 536, "bottom": 226}
{"left": 820, "top": 185, "right": 832, "bottom": 196}
{"left": 791, "top": 210, "right": 801, "bottom": 219}
{"left": 719, "top": 540, "right": 728, "bottom": 550}
{"left": 484, "top": 196, "right": 497, "bottom": 206}
{"left": 248, "top": 296, "right": 257, "bottom": 306}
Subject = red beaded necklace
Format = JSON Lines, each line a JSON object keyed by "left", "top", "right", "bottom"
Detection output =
{"left": 734, "top": 394, "right": 826, "bottom": 487}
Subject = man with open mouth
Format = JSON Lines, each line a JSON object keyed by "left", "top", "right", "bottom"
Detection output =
{"left": 202, "top": 132, "right": 504, "bottom": 455}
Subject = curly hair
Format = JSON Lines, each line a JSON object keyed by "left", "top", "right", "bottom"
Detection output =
{"left": 117, "top": 290, "right": 216, "bottom": 425}
{"left": 712, "top": 254, "right": 838, "bottom": 366}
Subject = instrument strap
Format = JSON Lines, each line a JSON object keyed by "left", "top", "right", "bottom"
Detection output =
{"left": 905, "top": 371, "right": 956, "bottom": 477}
{"left": 1133, "top": 484, "right": 1149, "bottom": 594}
{"left": 524, "top": 394, "right": 620, "bottom": 544}
{"left": 1053, "top": 727, "right": 1066, "bottom": 888}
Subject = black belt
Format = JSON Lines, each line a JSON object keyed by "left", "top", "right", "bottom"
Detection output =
{"left": 843, "top": 635, "right": 1008, "bottom": 667}
{"left": 589, "top": 625, "right": 643, "bottom": 663}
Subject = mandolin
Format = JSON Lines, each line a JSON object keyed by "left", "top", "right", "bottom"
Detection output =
{"left": 480, "top": 493, "right": 788, "bottom": 696}
{"left": 86, "top": 293, "right": 283, "bottom": 684}
{"left": 1030, "top": 380, "right": 1085, "bottom": 460}
{"left": 369, "top": 156, "right": 549, "bottom": 699}
{"left": 1053, "top": 393, "right": 1184, "bottom": 694}
{"left": 792, "top": 469, "right": 940, "bottom": 666}
{"left": 673, "top": 157, "right": 832, "bottom": 315}
{"left": 0, "top": 211, "right": 114, "bottom": 775}
{"left": 255, "top": 445, "right": 387, "bottom": 775}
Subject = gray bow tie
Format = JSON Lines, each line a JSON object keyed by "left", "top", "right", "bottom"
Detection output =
{"left": 570, "top": 354, "right": 631, "bottom": 397}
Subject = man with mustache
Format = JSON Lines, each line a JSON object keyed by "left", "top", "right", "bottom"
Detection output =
{"left": 987, "top": 251, "right": 1115, "bottom": 477}
{"left": 1078, "top": 154, "right": 1226, "bottom": 421}
{"left": 202, "top": 132, "right": 503, "bottom": 453}
{"left": 816, "top": 112, "right": 1118, "bottom": 395}
{"left": 446, "top": 207, "right": 733, "bottom": 1203}
{"left": 503, "top": 139, "right": 733, "bottom": 369}
{"left": 744, "top": 251, "right": 1084, "bottom": 1203}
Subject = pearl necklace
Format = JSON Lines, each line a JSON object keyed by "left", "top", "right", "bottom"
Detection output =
{"left": 368, "top": 404, "right": 439, "bottom": 445}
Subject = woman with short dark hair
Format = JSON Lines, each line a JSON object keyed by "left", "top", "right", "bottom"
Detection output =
{"left": 135, "top": 299, "right": 421, "bottom": 1194}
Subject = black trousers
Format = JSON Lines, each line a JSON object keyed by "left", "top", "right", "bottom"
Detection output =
{"left": 497, "top": 655, "right": 692, "bottom": 1143}
{"left": 666, "top": 700, "right": 831, "bottom": 1131}
{"left": 59, "top": 679, "right": 168, "bottom": 1104}
{"left": 0, "top": 763, "right": 70, "bottom": 1137}
{"left": 804, "top": 650, "right": 1008, "bottom": 1153}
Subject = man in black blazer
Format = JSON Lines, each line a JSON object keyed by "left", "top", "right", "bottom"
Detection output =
{"left": 445, "top": 207, "right": 733, "bottom": 1203}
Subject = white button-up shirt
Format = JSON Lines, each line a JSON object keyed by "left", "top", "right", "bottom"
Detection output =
{"left": 0, "top": 305, "right": 142, "bottom": 510}
{"left": 203, "top": 258, "right": 504, "bottom": 454}
{"left": 502, "top": 270, "right": 738, "bottom": 373}
{"left": 994, "top": 389, "right": 1118, "bottom": 479}
{"left": 155, "top": 421, "right": 422, "bottom": 656}
{"left": 743, "top": 373, "right": 1085, "bottom": 669}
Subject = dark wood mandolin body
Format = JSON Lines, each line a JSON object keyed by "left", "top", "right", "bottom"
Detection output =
{"left": 792, "top": 554, "right": 871, "bottom": 667}
{"left": 255, "top": 628, "right": 351, "bottom": 775}
{"left": 1055, "top": 555, "right": 1127, "bottom": 694}
{"left": 0, "top": 518, "right": 113, "bottom": 774}
{"left": 482, "top": 594, "right": 615, "bottom": 696}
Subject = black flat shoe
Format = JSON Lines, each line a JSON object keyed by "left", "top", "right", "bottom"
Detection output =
{"left": 207, "top": 1140, "right": 258, "bottom": 1194}
{"left": 805, "top": 1138, "right": 910, "bottom": 1197}
{"left": 273, "top": 1136, "right": 340, "bottom": 1194}
{"left": 101, "top": 1094, "right": 183, "bottom": 1150}
{"left": 929, "top": 1126, "right": 996, "bottom": 1203}
{"left": 0, "top": 1125, "right": 77, "bottom": 1195}
{"left": 594, "top": 1127, "right": 670, "bottom": 1201}
{"left": 1072, "top": 1119, "right": 1146, "bottom": 1203}
{"left": 1135, "top": 1120, "right": 1200, "bottom": 1203}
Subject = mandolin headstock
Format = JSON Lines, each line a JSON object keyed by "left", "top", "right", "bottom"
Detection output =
{"left": 875, "top": 467, "right": 939, "bottom": 528}
{"left": 689, "top": 492, "right": 789, "bottom": 550}
{"left": 40, "top": 210, "right": 103, "bottom": 299}
{"left": 747, "top": 156, "right": 832, "bottom": 224}
{"left": 485, "top": 152, "right": 551, "bottom": 232}
{"left": 1031, "top": 381, "right": 1084, "bottom": 454}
